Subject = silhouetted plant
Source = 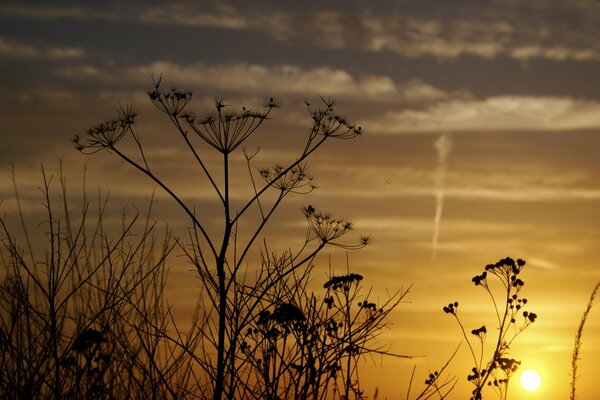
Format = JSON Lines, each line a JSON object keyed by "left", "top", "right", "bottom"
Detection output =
{"left": 570, "top": 282, "right": 599, "bottom": 400}
{"left": 72, "top": 77, "right": 407, "bottom": 400}
{"left": 235, "top": 266, "right": 409, "bottom": 400}
{"left": 443, "top": 257, "right": 537, "bottom": 400}
{"left": 406, "top": 344, "right": 460, "bottom": 400}
{"left": 0, "top": 165, "right": 178, "bottom": 399}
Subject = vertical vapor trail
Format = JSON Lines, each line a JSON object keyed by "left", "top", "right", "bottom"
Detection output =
{"left": 432, "top": 133, "right": 452, "bottom": 263}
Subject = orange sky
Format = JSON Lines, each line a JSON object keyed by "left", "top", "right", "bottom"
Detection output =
{"left": 1, "top": 1, "right": 600, "bottom": 398}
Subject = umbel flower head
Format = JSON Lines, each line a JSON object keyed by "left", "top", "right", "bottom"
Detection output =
{"left": 303, "top": 205, "right": 351, "bottom": 242}
{"left": 148, "top": 75, "right": 278, "bottom": 154}
{"left": 306, "top": 97, "right": 363, "bottom": 139}
{"left": 183, "top": 98, "right": 278, "bottom": 154}
{"left": 259, "top": 163, "right": 315, "bottom": 193}
{"left": 183, "top": 100, "right": 276, "bottom": 153}
{"left": 147, "top": 75, "right": 192, "bottom": 116}
{"left": 73, "top": 103, "right": 137, "bottom": 153}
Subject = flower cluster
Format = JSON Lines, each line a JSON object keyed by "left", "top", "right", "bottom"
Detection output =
{"left": 74, "top": 104, "right": 137, "bottom": 153}
{"left": 358, "top": 300, "right": 377, "bottom": 311}
{"left": 467, "top": 367, "right": 483, "bottom": 382}
{"left": 307, "top": 98, "right": 363, "bottom": 140}
{"left": 72, "top": 328, "right": 105, "bottom": 353}
{"left": 324, "top": 295, "right": 335, "bottom": 309}
{"left": 472, "top": 271, "right": 487, "bottom": 285}
{"left": 523, "top": 310, "right": 537, "bottom": 323}
{"left": 185, "top": 99, "right": 275, "bottom": 153}
{"left": 471, "top": 325, "right": 487, "bottom": 337}
{"left": 325, "top": 319, "right": 343, "bottom": 337}
{"left": 323, "top": 273, "right": 363, "bottom": 290}
{"left": 445, "top": 257, "right": 537, "bottom": 400}
{"left": 483, "top": 257, "right": 526, "bottom": 289}
{"left": 259, "top": 163, "right": 315, "bottom": 193}
{"left": 425, "top": 371, "right": 439, "bottom": 385}
{"left": 442, "top": 301, "right": 459, "bottom": 315}
{"left": 271, "top": 302, "right": 305, "bottom": 324}
{"left": 148, "top": 84, "right": 192, "bottom": 117}
{"left": 252, "top": 303, "right": 308, "bottom": 342}
{"left": 484, "top": 257, "right": 525, "bottom": 273}
{"left": 147, "top": 77, "right": 278, "bottom": 153}
{"left": 491, "top": 357, "right": 520, "bottom": 375}
{"left": 303, "top": 205, "right": 354, "bottom": 244}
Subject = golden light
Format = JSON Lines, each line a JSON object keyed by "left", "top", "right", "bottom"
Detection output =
{"left": 520, "top": 369, "right": 542, "bottom": 392}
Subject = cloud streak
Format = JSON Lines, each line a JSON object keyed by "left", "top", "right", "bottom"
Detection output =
{"left": 57, "top": 60, "right": 454, "bottom": 104}
{"left": 431, "top": 134, "right": 452, "bottom": 262}
{"left": 0, "top": 36, "right": 86, "bottom": 59}
{"left": 315, "top": 164, "right": 600, "bottom": 203}
{"left": 368, "top": 96, "right": 600, "bottom": 133}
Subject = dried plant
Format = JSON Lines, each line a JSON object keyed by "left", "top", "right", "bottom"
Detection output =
{"left": 570, "top": 282, "right": 600, "bottom": 400}
{"left": 0, "top": 165, "right": 179, "bottom": 399}
{"left": 406, "top": 344, "right": 460, "bottom": 400}
{"left": 71, "top": 78, "right": 409, "bottom": 400}
{"left": 235, "top": 267, "right": 410, "bottom": 400}
{"left": 443, "top": 257, "right": 537, "bottom": 400}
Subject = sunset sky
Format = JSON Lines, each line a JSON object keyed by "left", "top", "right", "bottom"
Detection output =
{"left": 1, "top": 1, "right": 600, "bottom": 398}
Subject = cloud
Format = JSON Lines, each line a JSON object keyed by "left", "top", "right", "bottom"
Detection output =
{"left": 350, "top": 16, "right": 510, "bottom": 59}
{"left": 353, "top": 216, "right": 533, "bottom": 236}
{"left": 315, "top": 164, "right": 600, "bottom": 203}
{"left": 258, "top": 4, "right": 600, "bottom": 63}
{"left": 527, "top": 257, "right": 560, "bottom": 271}
{"left": 1, "top": 2, "right": 251, "bottom": 30}
{"left": 59, "top": 60, "right": 453, "bottom": 104}
{"left": 136, "top": 4, "right": 600, "bottom": 63}
{"left": 139, "top": 4, "right": 249, "bottom": 29}
{"left": 353, "top": 14, "right": 600, "bottom": 62}
{"left": 0, "top": 2, "right": 256, "bottom": 32}
{"left": 131, "top": 4, "right": 600, "bottom": 63}
{"left": 128, "top": 62, "right": 393, "bottom": 100}
{"left": 367, "top": 96, "right": 600, "bottom": 133}
{"left": 56, "top": 65, "right": 105, "bottom": 78}
{"left": 0, "top": 36, "right": 86, "bottom": 59}
{"left": 510, "top": 46, "right": 600, "bottom": 62}
{"left": 16, "top": 90, "right": 80, "bottom": 105}
{"left": 0, "top": 3, "right": 123, "bottom": 22}
{"left": 4, "top": 2, "right": 599, "bottom": 63}
{"left": 442, "top": 186, "right": 600, "bottom": 202}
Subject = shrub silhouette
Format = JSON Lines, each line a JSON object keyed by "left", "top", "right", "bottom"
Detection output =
{"left": 0, "top": 166, "right": 178, "bottom": 399}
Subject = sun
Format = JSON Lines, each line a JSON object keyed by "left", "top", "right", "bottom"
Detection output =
{"left": 520, "top": 369, "right": 542, "bottom": 392}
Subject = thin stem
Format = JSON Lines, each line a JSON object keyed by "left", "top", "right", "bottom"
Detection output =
{"left": 214, "top": 151, "right": 231, "bottom": 400}
{"left": 231, "top": 135, "right": 328, "bottom": 225}
{"left": 109, "top": 145, "right": 217, "bottom": 259}
{"left": 571, "top": 282, "right": 600, "bottom": 400}
{"left": 170, "top": 114, "right": 225, "bottom": 204}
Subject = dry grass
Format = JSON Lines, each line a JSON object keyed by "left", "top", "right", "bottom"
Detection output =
{"left": 570, "top": 282, "right": 600, "bottom": 400}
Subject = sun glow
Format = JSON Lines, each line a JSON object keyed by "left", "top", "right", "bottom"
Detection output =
{"left": 520, "top": 369, "right": 542, "bottom": 392}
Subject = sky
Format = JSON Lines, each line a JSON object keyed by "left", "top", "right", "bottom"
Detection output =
{"left": 1, "top": 0, "right": 600, "bottom": 398}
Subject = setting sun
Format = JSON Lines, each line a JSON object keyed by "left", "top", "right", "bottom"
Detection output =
{"left": 520, "top": 369, "right": 542, "bottom": 392}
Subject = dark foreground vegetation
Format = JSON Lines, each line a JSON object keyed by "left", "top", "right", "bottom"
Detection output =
{"left": 1, "top": 82, "right": 596, "bottom": 399}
